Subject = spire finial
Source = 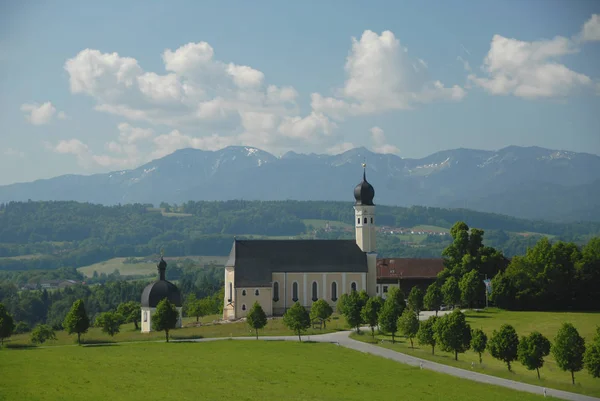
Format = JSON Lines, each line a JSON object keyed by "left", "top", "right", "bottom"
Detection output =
{"left": 160, "top": 248, "right": 164, "bottom": 259}
{"left": 362, "top": 160, "right": 367, "bottom": 180}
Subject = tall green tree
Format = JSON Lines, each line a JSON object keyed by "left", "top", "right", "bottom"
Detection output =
{"left": 283, "top": 302, "right": 311, "bottom": 342}
{"left": 152, "top": 299, "right": 179, "bottom": 343}
{"left": 361, "top": 297, "right": 383, "bottom": 338}
{"left": 63, "top": 299, "right": 90, "bottom": 345}
{"left": 116, "top": 301, "right": 141, "bottom": 330}
{"left": 95, "top": 311, "right": 124, "bottom": 337}
{"left": 441, "top": 277, "right": 461, "bottom": 308}
{"left": 30, "top": 324, "right": 57, "bottom": 345}
{"left": 310, "top": 299, "right": 333, "bottom": 329}
{"left": 398, "top": 308, "right": 419, "bottom": 348}
{"left": 0, "top": 303, "right": 15, "bottom": 346}
{"left": 584, "top": 327, "right": 600, "bottom": 379}
{"left": 341, "top": 291, "right": 364, "bottom": 332}
{"left": 470, "top": 328, "right": 488, "bottom": 364}
{"left": 407, "top": 287, "right": 424, "bottom": 316}
{"left": 246, "top": 301, "right": 268, "bottom": 339}
{"left": 488, "top": 324, "right": 519, "bottom": 371}
{"left": 553, "top": 323, "right": 586, "bottom": 384}
{"left": 423, "top": 283, "right": 443, "bottom": 316}
{"left": 434, "top": 309, "right": 471, "bottom": 361}
{"left": 336, "top": 293, "right": 350, "bottom": 316}
{"left": 378, "top": 298, "right": 400, "bottom": 343}
{"left": 387, "top": 286, "right": 406, "bottom": 316}
{"left": 459, "top": 269, "right": 483, "bottom": 309}
{"left": 417, "top": 316, "right": 438, "bottom": 355}
{"left": 518, "top": 331, "right": 551, "bottom": 379}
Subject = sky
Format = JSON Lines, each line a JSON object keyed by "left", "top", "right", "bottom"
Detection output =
{"left": 1, "top": 0, "right": 599, "bottom": 186}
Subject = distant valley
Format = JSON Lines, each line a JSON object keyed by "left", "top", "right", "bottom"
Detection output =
{"left": 1, "top": 145, "right": 599, "bottom": 223}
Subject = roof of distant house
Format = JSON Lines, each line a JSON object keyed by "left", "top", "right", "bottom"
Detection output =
{"left": 377, "top": 258, "right": 444, "bottom": 279}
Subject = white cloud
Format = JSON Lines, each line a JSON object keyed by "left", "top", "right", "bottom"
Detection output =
{"left": 370, "top": 126, "right": 400, "bottom": 154}
{"left": 326, "top": 142, "right": 355, "bottom": 155}
{"left": 469, "top": 15, "right": 600, "bottom": 99}
{"left": 312, "top": 30, "right": 465, "bottom": 120}
{"left": 457, "top": 56, "right": 472, "bottom": 72}
{"left": 151, "top": 130, "right": 236, "bottom": 159}
{"left": 117, "top": 122, "right": 153, "bottom": 144}
{"left": 581, "top": 14, "right": 600, "bottom": 42}
{"left": 20, "top": 102, "right": 66, "bottom": 125}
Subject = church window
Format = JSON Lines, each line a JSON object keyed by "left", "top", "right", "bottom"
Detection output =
{"left": 311, "top": 281, "right": 318, "bottom": 302}
{"left": 273, "top": 282, "right": 279, "bottom": 302}
{"left": 143, "top": 311, "right": 147, "bottom": 322}
{"left": 331, "top": 282, "right": 337, "bottom": 302}
{"left": 351, "top": 282, "right": 357, "bottom": 292}
{"left": 357, "top": 218, "right": 360, "bottom": 224}
{"left": 228, "top": 283, "right": 232, "bottom": 302}
{"left": 292, "top": 282, "right": 299, "bottom": 302}
{"left": 376, "top": 286, "right": 379, "bottom": 294}
{"left": 364, "top": 217, "right": 367, "bottom": 224}
{"left": 371, "top": 217, "right": 373, "bottom": 224}
{"left": 255, "top": 289, "right": 260, "bottom": 296}
{"left": 242, "top": 289, "right": 247, "bottom": 296}
{"left": 383, "top": 286, "right": 388, "bottom": 293}
{"left": 242, "top": 304, "right": 246, "bottom": 311}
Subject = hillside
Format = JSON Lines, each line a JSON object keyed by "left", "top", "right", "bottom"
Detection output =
{"left": 1, "top": 145, "right": 600, "bottom": 222}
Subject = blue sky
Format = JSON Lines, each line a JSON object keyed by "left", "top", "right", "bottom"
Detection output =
{"left": 1, "top": 0, "right": 599, "bottom": 185}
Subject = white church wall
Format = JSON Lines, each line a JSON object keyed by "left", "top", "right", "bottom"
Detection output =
{"left": 140, "top": 306, "right": 182, "bottom": 333}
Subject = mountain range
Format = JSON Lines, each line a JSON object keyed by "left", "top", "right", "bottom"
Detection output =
{"left": 2, "top": 145, "right": 599, "bottom": 222}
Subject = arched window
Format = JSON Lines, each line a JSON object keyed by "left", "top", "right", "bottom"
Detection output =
{"left": 331, "top": 282, "right": 338, "bottom": 302}
{"left": 242, "top": 289, "right": 247, "bottom": 296}
{"left": 371, "top": 217, "right": 373, "bottom": 224}
{"left": 242, "top": 304, "right": 246, "bottom": 311}
{"left": 228, "top": 283, "right": 232, "bottom": 302}
{"left": 357, "top": 217, "right": 360, "bottom": 224}
{"left": 273, "top": 282, "right": 279, "bottom": 302}
{"left": 351, "top": 282, "right": 357, "bottom": 292}
{"left": 364, "top": 217, "right": 367, "bottom": 224}
{"left": 312, "top": 281, "right": 318, "bottom": 302}
{"left": 292, "top": 282, "right": 299, "bottom": 302}
{"left": 143, "top": 311, "right": 148, "bottom": 322}
{"left": 255, "top": 289, "right": 260, "bottom": 296}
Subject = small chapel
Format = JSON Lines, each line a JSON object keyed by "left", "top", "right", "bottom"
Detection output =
{"left": 223, "top": 164, "right": 378, "bottom": 320}
{"left": 140, "top": 257, "right": 183, "bottom": 332}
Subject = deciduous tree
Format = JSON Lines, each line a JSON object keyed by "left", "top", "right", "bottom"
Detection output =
{"left": 553, "top": 323, "right": 586, "bottom": 384}
{"left": 361, "top": 297, "right": 383, "bottom": 338}
{"left": 30, "top": 324, "right": 57, "bottom": 344}
{"left": 398, "top": 308, "right": 419, "bottom": 348}
{"left": 417, "top": 316, "right": 438, "bottom": 355}
{"left": 116, "top": 301, "right": 140, "bottom": 330}
{"left": 434, "top": 309, "right": 471, "bottom": 361}
{"left": 378, "top": 298, "right": 399, "bottom": 343}
{"left": 470, "top": 328, "right": 488, "bottom": 364}
{"left": 310, "top": 299, "right": 333, "bottom": 329}
{"left": 488, "top": 324, "right": 519, "bottom": 371}
{"left": 584, "top": 327, "right": 600, "bottom": 379}
{"left": 152, "top": 298, "right": 179, "bottom": 343}
{"left": 341, "top": 291, "right": 364, "bottom": 332}
{"left": 423, "top": 284, "right": 443, "bottom": 316}
{"left": 283, "top": 302, "right": 311, "bottom": 342}
{"left": 246, "top": 301, "right": 268, "bottom": 339}
{"left": 63, "top": 299, "right": 90, "bottom": 345}
{"left": 459, "top": 269, "right": 483, "bottom": 309}
{"left": 95, "top": 311, "right": 124, "bottom": 337}
{"left": 0, "top": 303, "right": 15, "bottom": 346}
{"left": 407, "top": 287, "right": 424, "bottom": 316}
{"left": 518, "top": 331, "right": 551, "bottom": 379}
{"left": 441, "top": 277, "right": 460, "bottom": 308}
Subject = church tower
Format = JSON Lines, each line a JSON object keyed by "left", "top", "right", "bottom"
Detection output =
{"left": 353, "top": 163, "right": 377, "bottom": 297}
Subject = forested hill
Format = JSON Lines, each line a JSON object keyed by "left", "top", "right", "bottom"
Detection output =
{"left": 1, "top": 200, "right": 599, "bottom": 272}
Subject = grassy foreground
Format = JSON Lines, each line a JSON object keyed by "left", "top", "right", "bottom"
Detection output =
{"left": 351, "top": 308, "right": 600, "bottom": 397}
{"left": 0, "top": 340, "right": 548, "bottom": 401}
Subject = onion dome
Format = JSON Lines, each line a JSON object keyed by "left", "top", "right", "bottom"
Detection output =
{"left": 354, "top": 163, "right": 375, "bottom": 206}
{"left": 141, "top": 257, "right": 182, "bottom": 308}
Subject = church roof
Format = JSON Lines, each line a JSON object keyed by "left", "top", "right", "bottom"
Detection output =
{"left": 227, "top": 239, "right": 368, "bottom": 287}
{"left": 141, "top": 257, "right": 183, "bottom": 308}
{"left": 377, "top": 258, "right": 444, "bottom": 279}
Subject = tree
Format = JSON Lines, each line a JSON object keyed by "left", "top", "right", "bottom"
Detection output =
{"left": 423, "top": 284, "right": 443, "bottom": 316}
{"left": 417, "top": 316, "right": 438, "bottom": 355}
{"left": 283, "top": 302, "right": 311, "bottom": 342}
{"left": 459, "top": 269, "right": 483, "bottom": 309}
{"left": 398, "top": 308, "right": 419, "bottom": 348}
{"left": 310, "top": 299, "right": 333, "bottom": 329}
{"left": 378, "top": 297, "right": 400, "bottom": 343}
{"left": 441, "top": 277, "right": 461, "bottom": 308}
{"left": 407, "top": 287, "right": 424, "bottom": 316}
{"left": 341, "top": 291, "right": 363, "bottom": 332}
{"left": 553, "top": 323, "right": 586, "bottom": 384}
{"left": 488, "top": 324, "right": 519, "bottom": 371}
{"left": 471, "top": 328, "right": 488, "bottom": 364}
{"left": 361, "top": 297, "right": 383, "bottom": 338}
{"left": 387, "top": 286, "right": 406, "bottom": 316}
{"left": 0, "top": 303, "right": 15, "bottom": 346}
{"left": 188, "top": 298, "right": 208, "bottom": 322}
{"left": 434, "top": 309, "right": 471, "bottom": 361}
{"left": 116, "top": 301, "right": 140, "bottom": 330}
{"left": 95, "top": 311, "right": 124, "bottom": 337}
{"left": 246, "top": 301, "right": 268, "bottom": 339}
{"left": 518, "top": 331, "right": 551, "bottom": 379}
{"left": 152, "top": 298, "right": 179, "bottom": 343}
{"left": 584, "top": 327, "right": 600, "bottom": 378}
{"left": 336, "top": 293, "right": 350, "bottom": 316}
{"left": 30, "top": 324, "right": 57, "bottom": 344}
{"left": 63, "top": 299, "right": 90, "bottom": 345}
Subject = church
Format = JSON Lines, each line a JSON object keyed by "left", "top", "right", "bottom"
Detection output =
{"left": 223, "top": 164, "right": 379, "bottom": 320}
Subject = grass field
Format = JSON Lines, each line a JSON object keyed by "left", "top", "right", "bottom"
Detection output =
{"left": 351, "top": 308, "right": 600, "bottom": 397}
{"left": 6, "top": 314, "right": 350, "bottom": 346}
{"left": 77, "top": 256, "right": 228, "bottom": 277}
{"left": 0, "top": 340, "right": 550, "bottom": 401}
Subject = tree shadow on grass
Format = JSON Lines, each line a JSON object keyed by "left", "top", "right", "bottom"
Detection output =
{"left": 170, "top": 334, "right": 204, "bottom": 340}
{"left": 4, "top": 343, "right": 37, "bottom": 350}
{"left": 80, "top": 339, "right": 116, "bottom": 345}
{"left": 83, "top": 343, "right": 119, "bottom": 348}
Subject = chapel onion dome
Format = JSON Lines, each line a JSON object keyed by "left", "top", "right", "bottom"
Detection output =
{"left": 354, "top": 163, "right": 375, "bottom": 206}
{"left": 141, "top": 257, "right": 183, "bottom": 308}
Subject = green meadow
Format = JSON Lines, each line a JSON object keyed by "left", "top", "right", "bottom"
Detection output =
{"left": 352, "top": 308, "right": 600, "bottom": 397}
{"left": 0, "top": 340, "right": 548, "bottom": 401}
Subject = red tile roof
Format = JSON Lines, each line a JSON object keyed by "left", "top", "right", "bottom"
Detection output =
{"left": 377, "top": 258, "right": 445, "bottom": 279}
